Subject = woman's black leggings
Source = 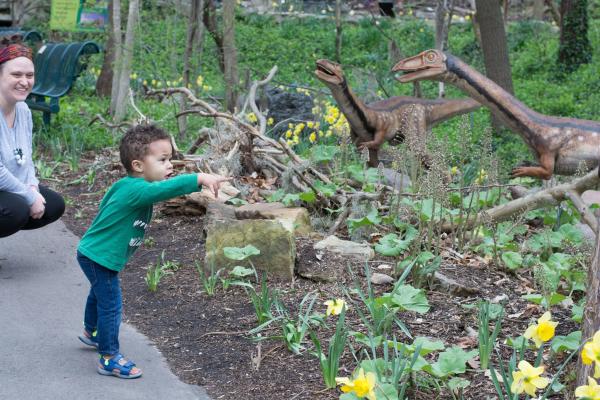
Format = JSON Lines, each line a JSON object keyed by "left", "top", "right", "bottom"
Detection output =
{"left": 0, "top": 186, "right": 65, "bottom": 238}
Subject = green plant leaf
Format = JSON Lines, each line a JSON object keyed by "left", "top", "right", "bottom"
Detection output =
{"left": 311, "top": 144, "right": 339, "bottom": 162}
{"left": 391, "top": 284, "right": 430, "bottom": 314}
{"left": 267, "top": 189, "right": 285, "bottom": 202}
{"left": 430, "top": 347, "right": 478, "bottom": 378}
{"left": 558, "top": 223, "right": 584, "bottom": 246}
{"left": 551, "top": 331, "right": 581, "bottom": 353}
{"left": 282, "top": 193, "right": 300, "bottom": 206}
{"left": 313, "top": 180, "right": 337, "bottom": 197}
{"left": 506, "top": 335, "right": 528, "bottom": 349}
{"left": 347, "top": 206, "right": 381, "bottom": 232}
{"left": 501, "top": 251, "right": 523, "bottom": 270}
{"left": 572, "top": 302, "right": 584, "bottom": 323}
{"left": 375, "top": 383, "right": 399, "bottom": 399}
{"left": 223, "top": 245, "right": 261, "bottom": 260}
{"left": 374, "top": 233, "right": 412, "bottom": 256}
{"left": 411, "top": 337, "right": 445, "bottom": 355}
{"left": 229, "top": 266, "right": 255, "bottom": 277}
{"left": 448, "top": 377, "right": 471, "bottom": 392}
{"left": 299, "top": 191, "right": 316, "bottom": 203}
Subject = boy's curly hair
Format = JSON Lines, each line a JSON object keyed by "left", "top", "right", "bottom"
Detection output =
{"left": 119, "top": 124, "right": 171, "bottom": 173}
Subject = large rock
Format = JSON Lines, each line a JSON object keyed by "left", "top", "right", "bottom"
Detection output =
{"left": 235, "top": 202, "right": 312, "bottom": 236}
{"left": 265, "top": 87, "right": 314, "bottom": 137}
{"left": 204, "top": 219, "right": 296, "bottom": 280}
{"left": 381, "top": 167, "right": 411, "bottom": 191}
{"left": 313, "top": 235, "right": 374, "bottom": 261}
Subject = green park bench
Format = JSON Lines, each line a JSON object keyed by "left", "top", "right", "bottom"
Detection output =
{"left": 26, "top": 41, "right": 101, "bottom": 125}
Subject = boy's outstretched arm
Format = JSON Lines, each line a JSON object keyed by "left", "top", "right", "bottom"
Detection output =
{"left": 197, "top": 173, "right": 232, "bottom": 198}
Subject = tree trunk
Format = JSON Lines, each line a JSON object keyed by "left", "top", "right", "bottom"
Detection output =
{"left": 178, "top": 0, "right": 203, "bottom": 139}
{"left": 97, "top": 0, "right": 115, "bottom": 97}
{"left": 203, "top": 0, "right": 225, "bottom": 74}
{"left": 577, "top": 220, "right": 600, "bottom": 386}
{"left": 558, "top": 0, "right": 591, "bottom": 73}
{"left": 474, "top": 0, "right": 514, "bottom": 133}
{"left": 533, "top": 0, "right": 545, "bottom": 19}
{"left": 335, "top": 0, "right": 342, "bottom": 63}
{"left": 110, "top": 0, "right": 123, "bottom": 115}
{"left": 222, "top": 0, "right": 239, "bottom": 113}
{"left": 113, "top": 0, "right": 139, "bottom": 122}
{"left": 435, "top": 0, "right": 454, "bottom": 98}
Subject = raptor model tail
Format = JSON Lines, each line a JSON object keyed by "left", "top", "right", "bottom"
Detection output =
{"left": 428, "top": 98, "right": 480, "bottom": 125}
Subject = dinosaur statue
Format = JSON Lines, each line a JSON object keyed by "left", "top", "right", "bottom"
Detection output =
{"left": 314, "top": 59, "right": 480, "bottom": 167}
{"left": 391, "top": 49, "right": 600, "bottom": 180}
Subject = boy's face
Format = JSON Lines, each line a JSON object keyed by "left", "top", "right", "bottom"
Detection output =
{"left": 132, "top": 139, "right": 174, "bottom": 182}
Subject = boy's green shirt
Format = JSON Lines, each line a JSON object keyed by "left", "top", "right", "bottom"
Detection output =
{"left": 78, "top": 174, "right": 199, "bottom": 272}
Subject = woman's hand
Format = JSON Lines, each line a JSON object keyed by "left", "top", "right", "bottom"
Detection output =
{"left": 30, "top": 191, "right": 46, "bottom": 219}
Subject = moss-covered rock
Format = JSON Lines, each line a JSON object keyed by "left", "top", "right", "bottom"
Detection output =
{"left": 204, "top": 219, "right": 296, "bottom": 280}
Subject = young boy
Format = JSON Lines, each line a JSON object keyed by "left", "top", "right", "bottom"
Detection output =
{"left": 76, "top": 124, "right": 228, "bottom": 379}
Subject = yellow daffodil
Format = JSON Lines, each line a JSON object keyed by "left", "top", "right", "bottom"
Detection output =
{"left": 335, "top": 368, "right": 376, "bottom": 400}
{"left": 474, "top": 169, "right": 487, "bottom": 185}
{"left": 582, "top": 331, "right": 600, "bottom": 378}
{"left": 247, "top": 113, "right": 257, "bottom": 123}
{"left": 151, "top": 79, "right": 157, "bottom": 86}
{"left": 524, "top": 311, "right": 558, "bottom": 348}
{"left": 324, "top": 299, "right": 345, "bottom": 316}
{"left": 143, "top": 80, "right": 148, "bottom": 86}
{"left": 285, "top": 130, "right": 293, "bottom": 138}
{"left": 309, "top": 132, "right": 317, "bottom": 143}
{"left": 130, "top": 72, "right": 138, "bottom": 80}
{"left": 156, "top": 81, "right": 162, "bottom": 87}
{"left": 510, "top": 360, "right": 549, "bottom": 397}
{"left": 307, "top": 121, "right": 314, "bottom": 129}
{"left": 450, "top": 166, "right": 460, "bottom": 175}
{"left": 196, "top": 75, "right": 204, "bottom": 86}
{"left": 286, "top": 139, "right": 294, "bottom": 147}
{"left": 267, "top": 117, "right": 274, "bottom": 126}
{"left": 576, "top": 377, "right": 600, "bottom": 399}
{"left": 166, "top": 80, "right": 172, "bottom": 86}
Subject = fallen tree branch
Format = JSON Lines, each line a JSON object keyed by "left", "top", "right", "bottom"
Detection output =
{"left": 441, "top": 169, "right": 600, "bottom": 233}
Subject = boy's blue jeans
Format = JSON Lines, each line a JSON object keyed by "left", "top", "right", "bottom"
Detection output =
{"left": 77, "top": 251, "right": 121, "bottom": 356}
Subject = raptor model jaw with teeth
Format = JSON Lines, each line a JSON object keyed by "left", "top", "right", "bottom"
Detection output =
{"left": 392, "top": 49, "right": 600, "bottom": 180}
{"left": 392, "top": 49, "right": 448, "bottom": 83}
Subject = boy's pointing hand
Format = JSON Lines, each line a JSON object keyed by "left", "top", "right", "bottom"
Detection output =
{"left": 197, "top": 173, "right": 233, "bottom": 198}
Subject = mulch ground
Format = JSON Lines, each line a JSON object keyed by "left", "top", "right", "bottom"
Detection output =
{"left": 52, "top": 150, "right": 581, "bottom": 399}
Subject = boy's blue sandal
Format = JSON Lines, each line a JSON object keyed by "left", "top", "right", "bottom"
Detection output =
{"left": 97, "top": 354, "right": 142, "bottom": 379}
{"left": 78, "top": 330, "right": 98, "bottom": 349}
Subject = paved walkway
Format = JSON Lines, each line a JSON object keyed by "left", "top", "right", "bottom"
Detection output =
{"left": 0, "top": 221, "right": 210, "bottom": 400}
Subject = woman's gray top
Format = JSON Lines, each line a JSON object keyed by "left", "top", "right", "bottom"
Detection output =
{"left": 0, "top": 101, "right": 39, "bottom": 205}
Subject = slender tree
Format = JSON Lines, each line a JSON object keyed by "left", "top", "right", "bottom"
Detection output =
{"left": 474, "top": 0, "right": 514, "bottom": 133}
{"left": 577, "top": 222, "right": 600, "bottom": 386}
{"left": 109, "top": 0, "right": 123, "bottom": 115}
{"left": 335, "top": 0, "right": 342, "bottom": 63}
{"left": 435, "top": 0, "right": 455, "bottom": 98}
{"left": 203, "top": 0, "right": 225, "bottom": 74}
{"left": 113, "top": 0, "right": 140, "bottom": 122}
{"left": 178, "top": 0, "right": 204, "bottom": 138}
{"left": 557, "top": 0, "right": 591, "bottom": 73}
{"left": 96, "top": 0, "right": 114, "bottom": 97}
{"left": 222, "top": 0, "right": 239, "bottom": 112}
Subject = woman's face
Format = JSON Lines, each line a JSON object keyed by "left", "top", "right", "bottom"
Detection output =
{"left": 0, "top": 57, "right": 34, "bottom": 106}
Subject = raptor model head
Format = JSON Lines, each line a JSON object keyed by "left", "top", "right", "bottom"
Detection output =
{"left": 315, "top": 59, "right": 345, "bottom": 86}
{"left": 391, "top": 49, "right": 447, "bottom": 83}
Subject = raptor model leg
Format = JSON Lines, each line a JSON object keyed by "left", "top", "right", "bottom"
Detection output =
{"left": 511, "top": 152, "right": 555, "bottom": 180}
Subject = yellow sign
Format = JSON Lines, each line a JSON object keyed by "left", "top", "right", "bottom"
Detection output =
{"left": 50, "top": 0, "right": 108, "bottom": 32}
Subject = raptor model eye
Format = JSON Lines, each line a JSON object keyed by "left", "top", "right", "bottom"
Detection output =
{"left": 425, "top": 51, "right": 437, "bottom": 63}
